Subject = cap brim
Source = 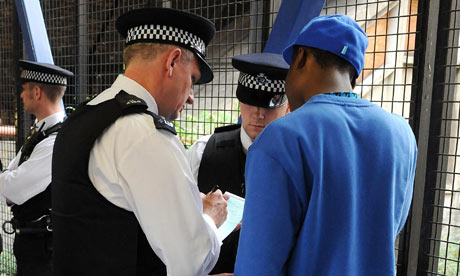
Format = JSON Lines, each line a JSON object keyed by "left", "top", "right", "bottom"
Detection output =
{"left": 236, "top": 85, "right": 287, "bottom": 109}
{"left": 19, "top": 59, "right": 74, "bottom": 77}
{"left": 282, "top": 44, "right": 295, "bottom": 65}
{"left": 196, "top": 54, "right": 213, "bottom": 85}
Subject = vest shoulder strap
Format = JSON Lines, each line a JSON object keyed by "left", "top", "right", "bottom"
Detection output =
{"left": 114, "top": 90, "right": 176, "bottom": 135}
{"left": 44, "top": 121, "right": 63, "bottom": 136}
{"left": 115, "top": 90, "right": 148, "bottom": 110}
{"left": 19, "top": 121, "right": 63, "bottom": 166}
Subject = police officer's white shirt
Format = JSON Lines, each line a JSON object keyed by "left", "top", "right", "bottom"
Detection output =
{"left": 87, "top": 75, "right": 220, "bottom": 276}
{"left": 187, "top": 126, "right": 252, "bottom": 182}
{"left": 0, "top": 111, "right": 65, "bottom": 205}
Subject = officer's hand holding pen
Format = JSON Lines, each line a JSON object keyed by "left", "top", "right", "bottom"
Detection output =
{"left": 202, "top": 185, "right": 229, "bottom": 228}
{"left": 199, "top": 185, "right": 220, "bottom": 199}
{"left": 210, "top": 185, "right": 220, "bottom": 193}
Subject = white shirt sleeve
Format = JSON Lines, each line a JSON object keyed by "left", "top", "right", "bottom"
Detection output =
{"left": 186, "top": 135, "right": 211, "bottom": 182}
{"left": 88, "top": 114, "right": 219, "bottom": 276}
{"left": 0, "top": 135, "right": 56, "bottom": 205}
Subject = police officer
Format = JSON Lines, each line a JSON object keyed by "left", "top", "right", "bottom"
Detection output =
{"left": 187, "top": 52, "right": 289, "bottom": 274}
{"left": 0, "top": 60, "right": 73, "bottom": 276}
{"left": 52, "top": 8, "right": 228, "bottom": 276}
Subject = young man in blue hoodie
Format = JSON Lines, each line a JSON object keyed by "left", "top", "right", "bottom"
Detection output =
{"left": 235, "top": 14, "right": 417, "bottom": 276}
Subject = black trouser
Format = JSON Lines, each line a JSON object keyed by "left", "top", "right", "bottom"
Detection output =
{"left": 210, "top": 230, "right": 240, "bottom": 274}
{"left": 13, "top": 232, "right": 52, "bottom": 276}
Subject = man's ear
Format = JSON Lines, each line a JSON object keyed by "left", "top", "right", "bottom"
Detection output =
{"left": 32, "top": 85, "right": 42, "bottom": 100}
{"left": 351, "top": 77, "right": 357, "bottom": 89}
{"left": 289, "top": 48, "right": 300, "bottom": 71}
{"left": 165, "top": 48, "right": 182, "bottom": 78}
{"left": 295, "top": 47, "right": 309, "bottom": 71}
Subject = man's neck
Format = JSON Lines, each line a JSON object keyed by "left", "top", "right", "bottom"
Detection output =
{"left": 34, "top": 104, "right": 63, "bottom": 122}
{"left": 124, "top": 60, "right": 163, "bottom": 98}
{"left": 302, "top": 68, "right": 354, "bottom": 103}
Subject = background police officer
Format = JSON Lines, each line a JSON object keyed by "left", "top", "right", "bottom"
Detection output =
{"left": 187, "top": 52, "right": 289, "bottom": 274}
{"left": 0, "top": 60, "right": 72, "bottom": 276}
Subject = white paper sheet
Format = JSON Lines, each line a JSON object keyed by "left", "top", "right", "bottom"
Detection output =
{"left": 216, "top": 192, "right": 245, "bottom": 242}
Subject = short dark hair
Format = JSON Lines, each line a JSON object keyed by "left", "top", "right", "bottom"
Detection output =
{"left": 28, "top": 82, "right": 65, "bottom": 102}
{"left": 292, "top": 45, "right": 357, "bottom": 86}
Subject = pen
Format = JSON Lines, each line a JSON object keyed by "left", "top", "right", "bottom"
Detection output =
{"left": 210, "top": 185, "right": 220, "bottom": 193}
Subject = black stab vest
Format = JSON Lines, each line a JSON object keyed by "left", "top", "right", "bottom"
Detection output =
{"left": 11, "top": 122, "right": 62, "bottom": 222}
{"left": 197, "top": 124, "right": 245, "bottom": 274}
{"left": 198, "top": 124, "right": 246, "bottom": 197}
{"left": 52, "top": 91, "right": 173, "bottom": 276}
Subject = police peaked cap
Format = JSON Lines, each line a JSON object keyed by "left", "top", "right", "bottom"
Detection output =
{"left": 232, "top": 53, "right": 289, "bottom": 109}
{"left": 19, "top": 60, "right": 74, "bottom": 86}
{"left": 116, "top": 8, "right": 216, "bottom": 84}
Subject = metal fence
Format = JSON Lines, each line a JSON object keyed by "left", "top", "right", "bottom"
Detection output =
{"left": 406, "top": 1, "right": 460, "bottom": 275}
{"left": 0, "top": 0, "right": 457, "bottom": 275}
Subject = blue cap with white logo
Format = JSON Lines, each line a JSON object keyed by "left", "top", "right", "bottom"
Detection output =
{"left": 283, "top": 14, "right": 369, "bottom": 77}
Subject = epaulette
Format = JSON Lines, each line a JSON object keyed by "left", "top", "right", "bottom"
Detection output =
{"left": 150, "top": 112, "right": 177, "bottom": 135}
{"left": 214, "top": 124, "right": 241, "bottom": 134}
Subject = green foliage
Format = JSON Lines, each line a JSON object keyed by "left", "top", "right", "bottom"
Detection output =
{"left": 437, "top": 227, "right": 460, "bottom": 275}
{"left": 0, "top": 250, "right": 16, "bottom": 276}
{"left": 175, "top": 104, "right": 239, "bottom": 148}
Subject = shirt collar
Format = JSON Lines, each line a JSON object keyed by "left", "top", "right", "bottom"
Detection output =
{"left": 240, "top": 126, "right": 253, "bottom": 154}
{"left": 35, "top": 111, "right": 66, "bottom": 131}
{"left": 89, "top": 74, "right": 159, "bottom": 115}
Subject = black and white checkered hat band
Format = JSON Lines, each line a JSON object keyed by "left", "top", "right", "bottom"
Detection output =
{"left": 21, "top": 70, "right": 67, "bottom": 85}
{"left": 238, "top": 73, "right": 285, "bottom": 93}
{"left": 126, "top": 24, "right": 206, "bottom": 56}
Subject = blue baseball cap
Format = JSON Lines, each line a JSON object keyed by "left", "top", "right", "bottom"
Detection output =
{"left": 283, "top": 14, "right": 369, "bottom": 77}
